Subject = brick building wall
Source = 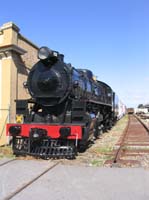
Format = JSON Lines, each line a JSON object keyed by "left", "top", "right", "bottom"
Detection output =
{"left": 0, "top": 22, "right": 39, "bottom": 145}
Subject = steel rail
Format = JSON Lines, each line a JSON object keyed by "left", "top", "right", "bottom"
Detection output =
{"left": 112, "top": 114, "right": 131, "bottom": 165}
{"left": 134, "top": 114, "right": 149, "bottom": 135}
{"left": 0, "top": 158, "right": 16, "bottom": 167}
{"left": 4, "top": 161, "right": 60, "bottom": 200}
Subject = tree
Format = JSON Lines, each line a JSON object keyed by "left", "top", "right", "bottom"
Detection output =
{"left": 138, "top": 104, "right": 144, "bottom": 108}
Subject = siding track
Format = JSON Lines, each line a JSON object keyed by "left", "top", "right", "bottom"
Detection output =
{"left": 110, "top": 114, "right": 149, "bottom": 167}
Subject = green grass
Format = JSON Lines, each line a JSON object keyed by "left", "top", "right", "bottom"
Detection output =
{"left": 94, "top": 146, "right": 113, "bottom": 154}
{"left": 91, "top": 155, "right": 114, "bottom": 167}
{"left": 91, "top": 159, "right": 103, "bottom": 166}
{"left": 0, "top": 146, "right": 15, "bottom": 159}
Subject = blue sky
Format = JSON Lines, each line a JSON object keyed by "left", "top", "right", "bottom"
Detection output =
{"left": 0, "top": 0, "right": 149, "bottom": 108}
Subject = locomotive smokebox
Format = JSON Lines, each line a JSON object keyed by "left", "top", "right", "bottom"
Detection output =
{"left": 37, "top": 70, "right": 59, "bottom": 92}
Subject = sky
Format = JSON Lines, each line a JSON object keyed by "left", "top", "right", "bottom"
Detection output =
{"left": 0, "top": 0, "right": 149, "bottom": 108}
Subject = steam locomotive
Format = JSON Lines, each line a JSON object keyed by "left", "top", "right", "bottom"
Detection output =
{"left": 7, "top": 46, "right": 123, "bottom": 159}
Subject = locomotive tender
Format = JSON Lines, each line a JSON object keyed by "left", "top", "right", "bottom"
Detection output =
{"left": 7, "top": 46, "right": 122, "bottom": 158}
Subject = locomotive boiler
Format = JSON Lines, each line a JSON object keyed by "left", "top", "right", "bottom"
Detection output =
{"left": 7, "top": 46, "right": 116, "bottom": 159}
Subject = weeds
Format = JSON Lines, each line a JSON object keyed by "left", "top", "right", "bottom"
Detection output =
{"left": 0, "top": 146, "right": 15, "bottom": 159}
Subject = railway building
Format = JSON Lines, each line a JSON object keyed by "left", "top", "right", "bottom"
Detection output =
{"left": 0, "top": 22, "right": 39, "bottom": 145}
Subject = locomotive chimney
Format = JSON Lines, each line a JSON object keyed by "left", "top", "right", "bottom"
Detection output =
{"left": 59, "top": 54, "right": 64, "bottom": 62}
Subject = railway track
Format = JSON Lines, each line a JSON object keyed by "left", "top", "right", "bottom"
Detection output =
{"left": 110, "top": 114, "right": 149, "bottom": 167}
{"left": 0, "top": 159, "right": 60, "bottom": 200}
{"left": 0, "top": 158, "right": 16, "bottom": 167}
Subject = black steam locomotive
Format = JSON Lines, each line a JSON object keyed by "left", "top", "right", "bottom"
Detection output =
{"left": 7, "top": 46, "right": 118, "bottom": 159}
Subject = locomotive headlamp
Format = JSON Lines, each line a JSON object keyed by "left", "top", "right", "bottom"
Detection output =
{"left": 9, "top": 126, "right": 21, "bottom": 136}
{"left": 38, "top": 46, "right": 59, "bottom": 66}
{"left": 38, "top": 47, "right": 52, "bottom": 60}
